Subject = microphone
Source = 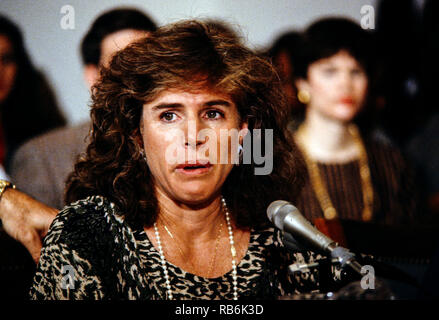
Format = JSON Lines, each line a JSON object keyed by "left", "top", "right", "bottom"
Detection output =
{"left": 267, "top": 200, "right": 335, "bottom": 252}
{"left": 267, "top": 200, "right": 363, "bottom": 275}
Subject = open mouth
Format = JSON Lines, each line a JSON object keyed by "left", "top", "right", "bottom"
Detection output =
{"left": 176, "top": 162, "right": 212, "bottom": 175}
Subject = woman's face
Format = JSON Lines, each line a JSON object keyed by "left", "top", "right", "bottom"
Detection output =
{"left": 140, "top": 88, "right": 247, "bottom": 205}
{"left": 298, "top": 50, "right": 368, "bottom": 122}
{"left": 0, "top": 34, "right": 17, "bottom": 103}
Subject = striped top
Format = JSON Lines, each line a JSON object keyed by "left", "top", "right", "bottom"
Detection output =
{"left": 294, "top": 137, "right": 418, "bottom": 225}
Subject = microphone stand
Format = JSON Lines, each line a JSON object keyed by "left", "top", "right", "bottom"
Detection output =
{"left": 327, "top": 243, "right": 363, "bottom": 276}
{"left": 283, "top": 232, "right": 364, "bottom": 277}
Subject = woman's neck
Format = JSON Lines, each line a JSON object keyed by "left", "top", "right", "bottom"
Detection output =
{"left": 154, "top": 187, "right": 225, "bottom": 245}
{"left": 148, "top": 187, "right": 250, "bottom": 279}
{"left": 299, "top": 108, "right": 360, "bottom": 163}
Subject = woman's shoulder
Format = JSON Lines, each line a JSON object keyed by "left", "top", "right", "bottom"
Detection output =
{"left": 363, "top": 132, "right": 404, "bottom": 159}
{"left": 362, "top": 132, "right": 413, "bottom": 170}
{"left": 32, "top": 195, "right": 147, "bottom": 299}
{"left": 43, "top": 195, "right": 128, "bottom": 252}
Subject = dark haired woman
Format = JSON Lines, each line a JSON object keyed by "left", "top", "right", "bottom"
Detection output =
{"left": 30, "top": 20, "right": 341, "bottom": 300}
{"left": 292, "top": 18, "right": 418, "bottom": 225}
{"left": 0, "top": 16, "right": 66, "bottom": 171}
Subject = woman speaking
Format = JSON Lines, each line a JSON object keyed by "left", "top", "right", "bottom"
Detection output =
{"left": 29, "top": 20, "right": 335, "bottom": 300}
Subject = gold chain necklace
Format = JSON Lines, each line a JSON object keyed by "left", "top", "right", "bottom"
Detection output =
{"left": 158, "top": 211, "right": 225, "bottom": 278}
{"left": 295, "top": 123, "right": 374, "bottom": 222}
{"left": 207, "top": 221, "right": 223, "bottom": 277}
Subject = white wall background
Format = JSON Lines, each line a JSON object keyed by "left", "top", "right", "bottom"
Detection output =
{"left": 0, "top": 0, "right": 376, "bottom": 125}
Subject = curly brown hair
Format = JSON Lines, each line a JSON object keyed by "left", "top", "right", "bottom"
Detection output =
{"left": 65, "top": 20, "right": 304, "bottom": 230}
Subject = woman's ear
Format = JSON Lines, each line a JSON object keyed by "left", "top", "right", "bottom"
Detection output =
{"left": 295, "top": 78, "right": 309, "bottom": 93}
{"left": 83, "top": 64, "right": 100, "bottom": 90}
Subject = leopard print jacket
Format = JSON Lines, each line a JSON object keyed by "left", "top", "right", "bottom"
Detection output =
{"left": 30, "top": 195, "right": 333, "bottom": 300}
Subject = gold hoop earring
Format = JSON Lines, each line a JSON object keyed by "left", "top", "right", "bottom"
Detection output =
{"left": 297, "top": 90, "right": 311, "bottom": 104}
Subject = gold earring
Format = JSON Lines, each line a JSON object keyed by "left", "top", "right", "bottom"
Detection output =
{"left": 297, "top": 90, "right": 311, "bottom": 104}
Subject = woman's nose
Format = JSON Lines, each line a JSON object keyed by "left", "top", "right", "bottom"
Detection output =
{"left": 339, "top": 72, "right": 353, "bottom": 91}
{"left": 183, "top": 118, "right": 208, "bottom": 149}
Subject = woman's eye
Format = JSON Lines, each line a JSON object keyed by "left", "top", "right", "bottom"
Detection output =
{"left": 323, "top": 68, "right": 336, "bottom": 75}
{"left": 160, "top": 112, "right": 177, "bottom": 122}
{"left": 205, "top": 110, "right": 224, "bottom": 120}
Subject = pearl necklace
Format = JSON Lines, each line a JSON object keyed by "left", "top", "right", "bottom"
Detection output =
{"left": 153, "top": 197, "right": 238, "bottom": 300}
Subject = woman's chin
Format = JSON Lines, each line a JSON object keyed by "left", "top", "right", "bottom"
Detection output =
{"left": 172, "top": 186, "right": 218, "bottom": 205}
{"left": 334, "top": 104, "right": 362, "bottom": 121}
{"left": 326, "top": 109, "right": 358, "bottom": 123}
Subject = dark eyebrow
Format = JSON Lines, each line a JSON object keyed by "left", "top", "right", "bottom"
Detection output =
{"left": 204, "top": 100, "right": 231, "bottom": 107}
{"left": 152, "top": 100, "right": 231, "bottom": 110}
{"left": 152, "top": 103, "right": 183, "bottom": 110}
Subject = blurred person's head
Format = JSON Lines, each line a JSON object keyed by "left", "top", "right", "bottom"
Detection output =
{"left": 0, "top": 33, "right": 16, "bottom": 104}
{"left": 0, "top": 15, "right": 67, "bottom": 167}
{"left": 294, "top": 18, "right": 373, "bottom": 124}
{"left": 266, "top": 31, "right": 302, "bottom": 113}
{"left": 81, "top": 8, "right": 157, "bottom": 89}
{"left": 0, "top": 16, "right": 35, "bottom": 104}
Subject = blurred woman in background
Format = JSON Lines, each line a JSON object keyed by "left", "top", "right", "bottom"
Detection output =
{"left": 292, "top": 18, "right": 418, "bottom": 226}
{"left": 0, "top": 15, "right": 66, "bottom": 172}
